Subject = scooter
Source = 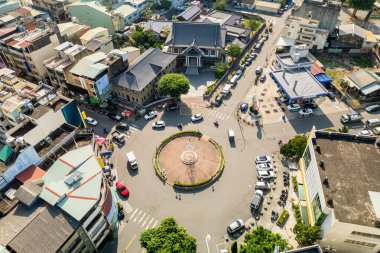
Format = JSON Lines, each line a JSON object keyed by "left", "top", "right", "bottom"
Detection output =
{"left": 177, "top": 123, "right": 183, "bottom": 130}
{"left": 214, "top": 121, "right": 219, "bottom": 127}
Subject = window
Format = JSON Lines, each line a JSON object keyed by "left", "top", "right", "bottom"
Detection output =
{"left": 302, "top": 146, "right": 312, "bottom": 170}
{"left": 351, "top": 231, "right": 380, "bottom": 239}
{"left": 311, "top": 194, "right": 322, "bottom": 222}
{"left": 5, "top": 125, "right": 11, "bottom": 130}
{"left": 303, "top": 28, "right": 314, "bottom": 33}
{"left": 344, "top": 239, "right": 377, "bottom": 249}
{"left": 210, "top": 50, "right": 216, "bottom": 56}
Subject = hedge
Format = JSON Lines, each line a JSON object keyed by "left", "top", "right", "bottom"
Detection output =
{"left": 292, "top": 176, "right": 298, "bottom": 192}
{"left": 277, "top": 210, "right": 289, "bottom": 227}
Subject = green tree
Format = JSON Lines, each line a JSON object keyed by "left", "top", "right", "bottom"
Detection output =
{"left": 160, "top": 0, "right": 172, "bottom": 9}
{"left": 348, "top": 0, "right": 375, "bottom": 17}
{"left": 226, "top": 44, "right": 242, "bottom": 58}
{"left": 215, "top": 61, "right": 228, "bottom": 79}
{"left": 131, "top": 29, "right": 161, "bottom": 49}
{"left": 213, "top": 0, "right": 226, "bottom": 10}
{"left": 231, "top": 241, "right": 238, "bottom": 253}
{"left": 294, "top": 224, "right": 320, "bottom": 246}
{"left": 158, "top": 73, "right": 190, "bottom": 98}
{"left": 140, "top": 217, "right": 197, "bottom": 253}
{"left": 244, "top": 19, "right": 262, "bottom": 32}
{"left": 240, "top": 226, "right": 292, "bottom": 253}
{"left": 280, "top": 135, "right": 307, "bottom": 158}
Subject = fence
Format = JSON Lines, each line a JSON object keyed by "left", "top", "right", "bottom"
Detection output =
{"left": 203, "top": 22, "right": 267, "bottom": 99}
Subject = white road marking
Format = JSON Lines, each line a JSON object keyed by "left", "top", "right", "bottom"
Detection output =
{"left": 205, "top": 233, "right": 211, "bottom": 253}
{"left": 141, "top": 215, "right": 150, "bottom": 227}
{"left": 152, "top": 220, "right": 158, "bottom": 228}
{"left": 138, "top": 213, "right": 146, "bottom": 224}
{"left": 129, "top": 209, "right": 138, "bottom": 219}
{"left": 146, "top": 217, "right": 154, "bottom": 229}
{"left": 124, "top": 202, "right": 133, "bottom": 214}
{"left": 226, "top": 115, "right": 230, "bottom": 120}
{"left": 134, "top": 210, "right": 142, "bottom": 222}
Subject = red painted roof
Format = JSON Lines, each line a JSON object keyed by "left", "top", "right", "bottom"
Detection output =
{"left": 19, "top": 41, "right": 32, "bottom": 48}
{"left": 310, "top": 63, "right": 325, "bottom": 76}
{"left": 15, "top": 165, "right": 45, "bottom": 184}
{"left": 14, "top": 8, "right": 30, "bottom": 15}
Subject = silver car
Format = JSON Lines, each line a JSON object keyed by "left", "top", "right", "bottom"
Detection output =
{"left": 227, "top": 219, "right": 245, "bottom": 234}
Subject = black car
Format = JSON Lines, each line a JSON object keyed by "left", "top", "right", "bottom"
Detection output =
{"left": 116, "top": 122, "right": 129, "bottom": 132}
{"left": 302, "top": 102, "right": 317, "bottom": 109}
{"left": 214, "top": 95, "right": 223, "bottom": 107}
{"left": 108, "top": 113, "right": 122, "bottom": 121}
{"left": 245, "top": 57, "right": 253, "bottom": 66}
{"left": 166, "top": 103, "right": 179, "bottom": 111}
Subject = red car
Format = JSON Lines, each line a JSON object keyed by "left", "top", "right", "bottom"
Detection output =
{"left": 116, "top": 180, "right": 129, "bottom": 197}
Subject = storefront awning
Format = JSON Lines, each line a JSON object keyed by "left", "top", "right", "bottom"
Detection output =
{"left": 0, "top": 145, "right": 13, "bottom": 163}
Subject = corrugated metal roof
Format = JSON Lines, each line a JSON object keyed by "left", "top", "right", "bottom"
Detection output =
{"left": 15, "top": 165, "right": 45, "bottom": 184}
{"left": 314, "top": 73, "right": 332, "bottom": 84}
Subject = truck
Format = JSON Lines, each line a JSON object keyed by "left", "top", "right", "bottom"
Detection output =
{"left": 340, "top": 112, "right": 363, "bottom": 123}
{"left": 111, "top": 130, "right": 126, "bottom": 143}
{"left": 126, "top": 151, "right": 138, "bottom": 170}
{"left": 221, "top": 84, "right": 232, "bottom": 97}
{"left": 250, "top": 190, "right": 263, "bottom": 209}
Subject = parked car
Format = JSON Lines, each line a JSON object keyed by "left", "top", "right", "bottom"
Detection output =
{"left": 240, "top": 103, "right": 249, "bottom": 113}
{"left": 227, "top": 219, "right": 245, "bottom": 234}
{"left": 245, "top": 57, "right": 253, "bottom": 66}
{"left": 250, "top": 190, "right": 263, "bottom": 209}
{"left": 152, "top": 121, "right": 165, "bottom": 129}
{"left": 255, "top": 156, "right": 272, "bottom": 164}
{"left": 108, "top": 112, "right": 122, "bottom": 121}
{"left": 299, "top": 109, "right": 313, "bottom": 117}
{"left": 259, "top": 75, "right": 266, "bottom": 82}
{"left": 191, "top": 113, "right": 203, "bottom": 122}
{"left": 235, "top": 69, "right": 243, "bottom": 79}
{"left": 302, "top": 102, "right": 317, "bottom": 109}
{"left": 255, "top": 181, "right": 271, "bottom": 190}
{"left": 255, "top": 66, "right": 263, "bottom": 74}
{"left": 250, "top": 53, "right": 257, "bottom": 59}
{"left": 359, "top": 130, "right": 373, "bottom": 136}
{"left": 365, "top": 104, "right": 380, "bottom": 113}
{"left": 256, "top": 163, "right": 273, "bottom": 170}
{"left": 257, "top": 170, "right": 275, "bottom": 179}
{"left": 116, "top": 180, "right": 129, "bottom": 197}
{"left": 86, "top": 117, "right": 98, "bottom": 126}
{"left": 144, "top": 111, "right": 158, "bottom": 120}
{"left": 287, "top": 104, "right": 301, "bottom": 112}
{"left": 166, "top": 103, "right": 179, "bottom": 111}
{"left": 214, "top": 95, "right": 223, "bottom": 107}
{"left": 116, "top": 122, "right": 129, "bottom": 132}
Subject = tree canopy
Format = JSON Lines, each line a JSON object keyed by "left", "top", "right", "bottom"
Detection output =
{"left": 140, "top": 217, "right": 197, "bottom": 253}
{"left": 226, "top": 44, "right": 242, "bottom": 58}
{"left": 213, "top": 0, "right": 226, "bottom": 10}
{"left": 348, "top": 0, "right": 375, "bottom": 16}
{"left": 240, "top": 226, "right": 292, "bottom": 253}
{"left": 293, "top": 223, "right": 320, "bottom": 247}
{"left": 158, "top": 73, "right": 190, "bottom": 98}
{"left": 131, "top": 28, "right": 161, "bottom": 50}
{"left": 215, "top": 61, "right": 228, "bottom": 79}
{"left": 244, "top": 19, "right": 262, "bottom": 32}
{"left": 280, "top": 135, "right": 307, "bottom": 158}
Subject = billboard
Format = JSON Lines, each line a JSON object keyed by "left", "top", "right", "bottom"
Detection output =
{"left": 95, "top": 74, "right": 111, "bottom": 99}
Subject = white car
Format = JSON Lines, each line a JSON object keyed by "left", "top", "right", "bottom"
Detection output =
{"left": 359, "top": 130, "right": 373, "bottom": 136}
{"left": 365, "top": 104, "right": 380, "bottom": 113}
{"left": 280, "top": 96, "right": 288, "bottom": 103}
{"left": 144, "top": 111, "right": 158, "bottom": 120}
{"left": 255, "top": 156, "right": 272, "bottom": 164}
{"left": 191, "top": 113, "right": 203, "bottom": 122}
{"left": 287, "top": 104, "right": 301, "bottom": 112}
{"left": 299, "top": 108, "right": 313, "bottom": 117}
{"left": 86, "top": 117, "right": 98, "bottom": 126}
{"left": 235, "top": 70, "right": 243, "bottom": 79}
{"left": 152, "top": 121, "right": 165, "bottom": 129}
{"left": 227, "top": 219, "right": 245, "bottom": 234}
{"left": 257, "top": 170, "right": 275, "bottom": 179}
{"left": 256, "top": 163, "right": 273, "bottom": 170}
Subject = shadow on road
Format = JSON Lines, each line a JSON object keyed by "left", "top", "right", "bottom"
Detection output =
{"left": 288, "top": 114, "right": 335, "bottom": 133}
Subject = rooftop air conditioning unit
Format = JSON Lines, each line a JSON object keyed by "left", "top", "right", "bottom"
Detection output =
{"left": 16, "top": 137, "right": 25, "bottom": 146}
{"left": 6, "top": 137, "right": 16, "bottom": 147}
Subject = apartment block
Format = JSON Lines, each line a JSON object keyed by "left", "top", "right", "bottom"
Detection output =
{"left": 0, "top": 27, "right": 63, "bottom": 81}
{"left": 296, "top": 128, "right": 380, "bottom": 253}
{"left": 283, "top": 16, "right": 329, "bottom": 50}
{"left": 30, "top": 0, "right": 67, "bottom": 22}
{"left": 44, "top": 41, "right": 89, "bottom": 89}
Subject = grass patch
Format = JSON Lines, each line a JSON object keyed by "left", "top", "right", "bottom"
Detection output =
{"left": 276, "top": 210, "right": 289, "bottom": 227}
{"left": 349, "top": 55, "right": 373, "bottom": 68}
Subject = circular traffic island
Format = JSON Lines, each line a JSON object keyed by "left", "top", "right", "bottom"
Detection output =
{"left": 154, "top": 131, "right": 224, "bottom": 189}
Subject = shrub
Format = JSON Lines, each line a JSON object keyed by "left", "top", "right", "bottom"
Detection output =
{"left": 249, "top": 105, "right": 254, "bottom": 113}
{"left": 204, "top": 83, "right": 216, "bottom": 95}
{"left": 276, "top": 210, "right": 289, "bottom": 227}
{"left": 231, "top": 241, "right": 238, "bottom": 253}
{"left": 292, "top": 176, "right": 298, "bottom": 192}
{"left": 253, "top": 109, "right": 259, "bottom": 115}
{"left": 339, "top": 126, "right": 349, "bottom": 133}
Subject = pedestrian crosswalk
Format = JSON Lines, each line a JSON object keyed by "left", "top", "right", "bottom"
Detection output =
{"left": 179, "top": 106, "right": 231, "bottom": 121}
{"left": 128, "top": 208, "right": 160, "bottom": 230}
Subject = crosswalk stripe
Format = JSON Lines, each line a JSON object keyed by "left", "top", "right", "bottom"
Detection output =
{"left": 138, "top": 213, "right": 146, "bottom": 224}
{"left": 124, "top": 202, "right": 134, "bottom": 214}
{"left": 146, "top": 217, "right": 154, "bottom": 229}
{"left": 141, "top": 215, "right": 150, "bottom": 227}
{"left": 220, "top": 114, "right": 225, "bottom": 120}
{"left": 152, "top": 220, "right": 158, "bottom": 228}
{"left": 129, "top": 208, "right": 138, "bottom": 219}
{"left": 226, "top": 115, "right": 230, "bottom": 120}
{"left": 134, "top": 210, "right": 142, "bottom": 222}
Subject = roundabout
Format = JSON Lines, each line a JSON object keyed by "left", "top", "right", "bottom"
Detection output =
{"left": 154, "top": 131, "right": 224, "bottom": 187}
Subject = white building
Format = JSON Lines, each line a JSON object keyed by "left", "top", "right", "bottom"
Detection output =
{"left": 280, "top": 15, "right": 329, "bottom": 50}
{"left": 297, "top": 127, "right": 380, "bottom": 253}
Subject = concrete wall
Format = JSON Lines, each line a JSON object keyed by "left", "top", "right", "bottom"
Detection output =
{"left": 320, "top": 221, "right": 380, "bottom": 253}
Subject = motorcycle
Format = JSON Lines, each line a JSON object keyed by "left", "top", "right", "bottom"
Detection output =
{"left": 214, "top": 121, "right": 219, "bottom": 127}
{"left": 177, "top": 123, "right": 183, "bottom": 130}
{"left": 104, "top": 128, "right": 109, "bottom": 133}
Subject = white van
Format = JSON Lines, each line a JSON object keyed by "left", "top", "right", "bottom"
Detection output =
{"left": 221, "top": 84, "right": 231, "bottom": 97}
{"left": 229, "top": 75, "right": 238, "bottom": 86}
{"left": 228, "top": 129, "right": 235, "bottom": 141}
{"left": 255, "top": 181, "right": 271, "bottom": 190}
{"left": 365, "top": 118, "right": 380, "bottom": 127}
{"left": 126, "top": 151, "right": 138, "bottom": 170}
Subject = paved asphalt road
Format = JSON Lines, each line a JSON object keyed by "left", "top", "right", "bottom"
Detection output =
{"left": 81, "top": 10, "right": 378, "bottom": 253}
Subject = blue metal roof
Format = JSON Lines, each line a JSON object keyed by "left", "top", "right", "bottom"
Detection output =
{"left": 314, "top": 73, "right": 332, "bottom": 84}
